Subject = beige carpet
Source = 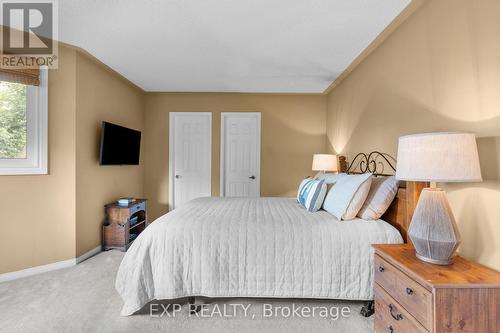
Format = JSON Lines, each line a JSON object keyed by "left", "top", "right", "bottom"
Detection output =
{"left": 0, "top": 251, "right": 374, "bottom": 333}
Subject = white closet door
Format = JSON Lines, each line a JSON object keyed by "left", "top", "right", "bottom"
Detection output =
{"left": 169, "top": 112, "right": 211, "bottom": 209}
{"left": 221, "top": 112, "right": 261, "bottom": 197}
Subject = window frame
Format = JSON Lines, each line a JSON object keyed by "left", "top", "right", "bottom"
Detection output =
{"left": 0, "top": 67, "right": 48, "bottom": 175}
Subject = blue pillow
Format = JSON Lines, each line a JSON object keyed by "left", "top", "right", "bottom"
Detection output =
{"left": 297, "top": 179, "right": 327, "bottom": 212}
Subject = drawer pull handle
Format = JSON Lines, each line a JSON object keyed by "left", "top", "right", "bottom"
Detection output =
{"left": 387, "top": 325, "right": 394, "bottom": 333}
{"left": 378, "top": 265, "right": 385, "bottom": 272}
{"left": 405, "top": 287, "right": 413, "bottom": 295}
{"left": 388, "top": 304, "right": 403, "bottom": 321}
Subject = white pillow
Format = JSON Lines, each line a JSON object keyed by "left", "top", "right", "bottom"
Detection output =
{"left": 297, "top": 179, "right": 327, "bottom": 212}
{"left": 358, "top": 176, "right": 399, "bottom": 220}
{"left": 322, "top": 173, "right": 373, "bottom": 220}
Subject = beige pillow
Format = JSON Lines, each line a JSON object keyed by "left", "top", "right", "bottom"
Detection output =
{"left": 358, "top": 176, "right": 399, "bottom": 220}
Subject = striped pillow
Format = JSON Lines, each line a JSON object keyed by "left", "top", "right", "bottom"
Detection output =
{"left": 297, "top": 178, "right": 327, "bottom": 212}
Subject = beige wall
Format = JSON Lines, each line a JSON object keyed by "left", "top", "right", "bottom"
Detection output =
{"left": 75, "top": 53, "right": 145, "bottom": 256}
{"left": 326, "top": 0, "right": 500, "bottom": 270}
{"left": 144, "top": 93, "right": 327, "bottom": 220}
{"left": 0, "top": 45, "right": 77, "bottom": 274}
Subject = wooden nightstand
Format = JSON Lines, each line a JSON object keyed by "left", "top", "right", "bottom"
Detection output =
{"left": 103, "top": 199, "right": 147, "bottom": 251}
{"left": 373, "top": 244, "right": 500, "bottom": 333}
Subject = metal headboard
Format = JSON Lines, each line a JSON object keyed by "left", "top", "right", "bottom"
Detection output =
{"left": 339, "top": 151, "right": 397, "bottom": 177}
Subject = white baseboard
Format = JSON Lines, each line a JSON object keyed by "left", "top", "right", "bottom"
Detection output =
{"left": 76, "top": 246, "right": 102, "bottom": 264}
{"left": 0, "top": 245, "right": 102, "bottom": 283}
{"left": 0, "top": 258, "right": 76, "bottom": 283}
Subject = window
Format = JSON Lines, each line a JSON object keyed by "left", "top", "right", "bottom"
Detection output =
{"left": 0, "top": 67, "right": 48, "bottom": 175}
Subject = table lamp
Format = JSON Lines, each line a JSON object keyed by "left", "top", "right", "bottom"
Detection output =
{"left": 312, "top": 154, "right": 338, "bottom": 174}
{"left": 396, "top": 132, "right": 482, "bottom": 265}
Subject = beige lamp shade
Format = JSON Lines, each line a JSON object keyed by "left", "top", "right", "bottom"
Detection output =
{"left": 396, "top": 132, "right": 482, "bottom": 182}
{"left": 312, "top": 154, "right": 338, "bottom": 172}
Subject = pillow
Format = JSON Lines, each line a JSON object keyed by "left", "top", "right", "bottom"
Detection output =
{"left": 297, "top": 177, "right": 312, "bottom": 202}
{"left": 322, "top": 173, "right": 372, "bottom": 220}
{"left": 316, "top": 172, "right": 348, "bottom": 184}
{"left": 297, "top": 179, "right": 327, "bottom": 212}
{"left": 357, "top": 176, "right": 399, "bottom": 220}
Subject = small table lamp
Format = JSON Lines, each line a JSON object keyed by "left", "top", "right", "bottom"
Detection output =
{"left": 396, "top": 132, "right": 482, "bottom": 265}
{"left": 312, "top": 154, "right": 338, "bottom": 174}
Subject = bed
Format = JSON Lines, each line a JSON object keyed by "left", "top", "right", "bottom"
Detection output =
{"left": 115, "top": 152, "right": 427, "bottom": 316}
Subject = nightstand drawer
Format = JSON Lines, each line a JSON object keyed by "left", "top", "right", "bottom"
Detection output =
{"left": 375, "top": 284, "right": 428, "bottom": 333}
{"left": 374, "top": 254, "right": 398, "bottom": 292}
{"left": 375, "top": 254, "right": 432, "bottom": 330}
{"left": 394, "top": 266, "right": 432, "bottom": 329}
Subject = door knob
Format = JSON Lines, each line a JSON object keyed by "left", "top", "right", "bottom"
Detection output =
{"left": 249, "top": 175, "right": 256, "bottom": 179}
{"left": 175, "top": 175, "right": 181, "bottom": 179}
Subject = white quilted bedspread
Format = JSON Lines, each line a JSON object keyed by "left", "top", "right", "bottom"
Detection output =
{"left": 116, "top": 197, "right": 403, "bottom": 315}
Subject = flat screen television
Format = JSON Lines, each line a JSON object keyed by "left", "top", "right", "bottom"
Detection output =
{"left": 99, "top": 122, "right": 141, "bottom": 165}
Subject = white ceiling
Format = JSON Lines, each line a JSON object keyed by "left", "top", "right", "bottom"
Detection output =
{"left": 55, "top": 0, "right": 410, "bottom": 92}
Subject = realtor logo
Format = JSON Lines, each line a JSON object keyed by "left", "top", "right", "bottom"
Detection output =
{"left": 0, "top": 0, "right": 58, "bottom": 68}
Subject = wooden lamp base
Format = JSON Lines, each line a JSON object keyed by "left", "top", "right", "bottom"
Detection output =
{"left": 408, "top": 187, "right": 461, "bottom": 265}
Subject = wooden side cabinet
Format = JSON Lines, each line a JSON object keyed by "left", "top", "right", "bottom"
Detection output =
{"left": 103, "top": 199, "right": 147, "bottom": 251}
{"left": 373, "top": 244, "right": 500, "bottom": 333}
